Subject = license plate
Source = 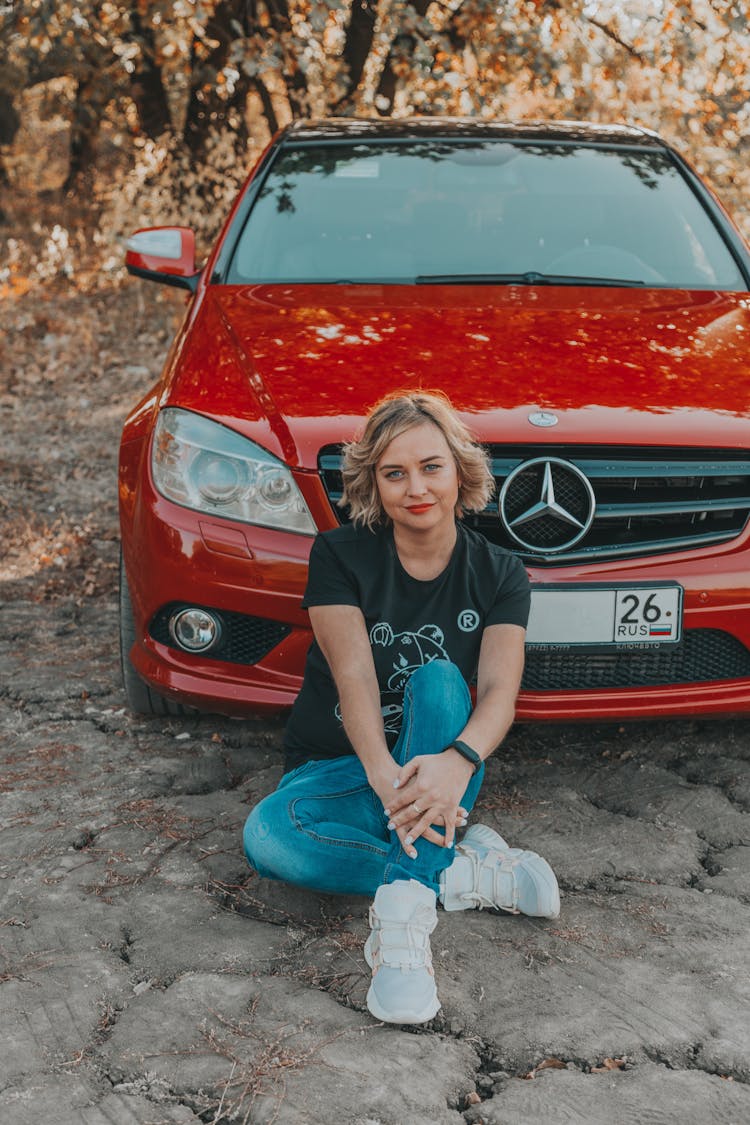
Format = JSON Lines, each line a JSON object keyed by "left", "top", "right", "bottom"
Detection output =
{"left": 526, "top": 584, "right": 683, "bottom": 649}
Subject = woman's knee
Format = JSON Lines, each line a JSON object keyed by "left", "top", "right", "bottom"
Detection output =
{"left": 394, "top": 661, "right": 472, "bottom": 761}
{"left": 243, "top": 792, "right": 290, "bottom": 876}
{"left": 407, "top": 660, "right": 471, "bottom": 717}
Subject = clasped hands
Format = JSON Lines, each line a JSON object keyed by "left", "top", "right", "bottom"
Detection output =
{"left": 372, "top": 750, "right": 475, "bottom": 860}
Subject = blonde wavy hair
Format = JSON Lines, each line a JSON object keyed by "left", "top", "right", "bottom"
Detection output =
{"left": 340, "top": 391, "right": 494, "bottom": 529}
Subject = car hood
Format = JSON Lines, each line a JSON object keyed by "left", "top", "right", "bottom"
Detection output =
{"left": 168, "top": 285, "right": 750, "bottom": 469}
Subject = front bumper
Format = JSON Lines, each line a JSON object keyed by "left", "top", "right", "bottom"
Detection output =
{"left": 121, "top": 469, "right": 750, "bottom": 721}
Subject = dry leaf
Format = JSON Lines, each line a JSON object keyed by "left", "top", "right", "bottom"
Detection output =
{"left": 522, "top": 1057, "right": 567, "bottom": 1079}
{"left": 591, "top": 1057, "right": 626, "bottom": 1073}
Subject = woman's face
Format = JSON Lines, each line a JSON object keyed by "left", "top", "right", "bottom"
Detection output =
{"left": 375, "top": 421, "right": 460, "bottom": 534}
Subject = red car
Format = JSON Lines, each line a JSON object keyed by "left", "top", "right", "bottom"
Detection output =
{"left": 120, "top": 118, "right": 750, "bottom": 722}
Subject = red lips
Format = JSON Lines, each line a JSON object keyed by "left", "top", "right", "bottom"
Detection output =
{"left": 405, "top": 504, "right": 435, "bottom": 513}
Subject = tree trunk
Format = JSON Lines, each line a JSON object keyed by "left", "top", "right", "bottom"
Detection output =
{"left": 375, "top": 0, "right": 432, "bottom": 115}
{"left": 334, "top": 0, "right": 379, "bottom": 110}
{"left": 63, "top": 75, "right": 105, "bottom": 194}
{"left": 264, "top": 0, "right": 308, "bottom": 119}
{"left": 183, "top": 0, "right": 253, "bottom": 155}
{"left": 0, "top": 92, "right": 19, "bottom": 194}
{"left": 253, "top": 77, "right": 280, "bottom": 137}
{"left": 0, "top": 91, "right": 20, "bottom": 146}
{"left": 128, "top": 13, "right": 172, "bottom": 139}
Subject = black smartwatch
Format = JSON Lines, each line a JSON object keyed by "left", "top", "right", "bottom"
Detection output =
{"left": 447, "top": 739, "right": 483, "bottom": 774}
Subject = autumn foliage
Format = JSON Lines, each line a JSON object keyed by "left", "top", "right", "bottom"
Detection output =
{"left": 1, "top": 0, "right": 749, "bottom": 283}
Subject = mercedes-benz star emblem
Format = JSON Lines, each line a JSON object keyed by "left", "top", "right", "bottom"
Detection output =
{"left": 499, "top": 457, "right": 596, "bottom": 553}
{"left": 528, "top": 411, "right": 559, "bottom": 428}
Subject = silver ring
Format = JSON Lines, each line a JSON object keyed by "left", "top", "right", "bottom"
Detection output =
{"left": 412, "top": 802, "right": 421, "bottom": 814}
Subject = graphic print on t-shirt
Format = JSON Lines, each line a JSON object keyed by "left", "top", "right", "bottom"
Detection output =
{"left": 332, "top": 621, "right": 451, "bottom": 735}
{"left": 372, "top": 621, "right": 450, "bottom": 733}
{"left": 457, "top": 608, "right": 481, "bottom": 632}
{"left": 334, "top": 699, "right": 404, "bottom": 735}
{"left": 371, "top": 622, "right": 449, "bottom": 689}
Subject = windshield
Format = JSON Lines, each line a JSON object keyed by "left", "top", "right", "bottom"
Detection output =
{"left": 227, "top": 140, "right": 746, "bottom": 289}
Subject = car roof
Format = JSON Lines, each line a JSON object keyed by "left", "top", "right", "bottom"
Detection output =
{"left": 281, "top": 117, "right": 666, "bottom": 148}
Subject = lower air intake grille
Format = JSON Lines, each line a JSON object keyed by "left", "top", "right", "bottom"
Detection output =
{"left": 522, "top": 629, "right": 750, "bottom": 691}
{"left": 150, "top": 605, "right": 291, "bottom": 665}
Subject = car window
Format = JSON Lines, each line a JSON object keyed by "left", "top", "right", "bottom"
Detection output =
{"left": 227, "top": 141, "right": 746, "bottom": 289}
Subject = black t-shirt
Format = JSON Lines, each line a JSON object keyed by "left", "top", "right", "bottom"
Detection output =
{"left": 283, "top": 521, "right": 531, "bottom": 772}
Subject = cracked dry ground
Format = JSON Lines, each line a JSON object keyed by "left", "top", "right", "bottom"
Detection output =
{"left": 1, "top": 281, "right": 750, "bottom": 1125}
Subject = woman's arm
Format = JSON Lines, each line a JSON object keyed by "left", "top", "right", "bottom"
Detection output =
{"left": 309, "top": 604, "right": 428, "bottom": 857}
{"left": 448, "top": 621, "right": 527, "bottom": 761}
{"left": 386, "top": 623, "right": 526, "bottom": 845}
{"left": 307, "top": 603, "right": 396, "bottom": 794}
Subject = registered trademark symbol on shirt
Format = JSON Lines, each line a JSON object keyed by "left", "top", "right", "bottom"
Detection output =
{"left": 457, "top": 609, "right": 480, "bottom": 632}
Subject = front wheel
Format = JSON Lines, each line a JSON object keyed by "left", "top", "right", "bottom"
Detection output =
{"left": 119, "top": 551, "right": 194, "bottom": 716}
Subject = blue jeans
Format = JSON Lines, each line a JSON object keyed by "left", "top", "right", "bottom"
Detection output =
{"left": 243, "top": 661, "right": 484, "bottom": 898}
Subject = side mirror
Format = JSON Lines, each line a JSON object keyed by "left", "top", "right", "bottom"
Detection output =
{"left": 125, "top": 227, "right": 201, "bottom": 291}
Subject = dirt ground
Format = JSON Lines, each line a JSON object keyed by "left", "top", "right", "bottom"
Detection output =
{"left": 1, "top": 279, "right": 749, "bottom": 1124}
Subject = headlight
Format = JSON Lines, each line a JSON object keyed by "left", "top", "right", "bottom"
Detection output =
{"left": 151, "top": 408, "right": 316, "bottom": 535}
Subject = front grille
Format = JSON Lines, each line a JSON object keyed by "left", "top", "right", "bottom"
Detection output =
{"left": 522, "top": 629, "right": 750, "bottom": 690}
{"left": 319, "top": 444, "right": 750, "bottom": 564}
{"left": 150, "top": 605, "right": 291, "bottom": 665}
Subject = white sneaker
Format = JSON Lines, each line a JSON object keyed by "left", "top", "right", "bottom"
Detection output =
{"left": 440, "top": 824, "right": 560, "bottom": 918}
{"left": 364, "top": 879, "right": 441, "bottom": 1024}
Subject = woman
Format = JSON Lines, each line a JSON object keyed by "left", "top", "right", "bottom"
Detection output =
{"left": 243, "top": 391, "right": 559, "bottom": 1025}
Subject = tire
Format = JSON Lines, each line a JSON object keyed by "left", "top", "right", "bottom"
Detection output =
{"left": 119, "top": 550, "right": 194, "bottom": 717}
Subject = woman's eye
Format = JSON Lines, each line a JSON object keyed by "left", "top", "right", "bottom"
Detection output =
{"left": 385, "top": 470, "right": 404, "bottom": 480}
{"left": 424, "top": 463, "right": 441, "bottom": 473}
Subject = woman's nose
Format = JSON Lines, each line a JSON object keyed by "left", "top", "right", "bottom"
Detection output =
{"left": 407, "top": 471, "right": 427, "bottom": 495}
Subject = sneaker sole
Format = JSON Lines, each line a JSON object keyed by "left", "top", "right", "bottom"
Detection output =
{"left": 366, "top": 982, "right": 441, "bottom": 1024}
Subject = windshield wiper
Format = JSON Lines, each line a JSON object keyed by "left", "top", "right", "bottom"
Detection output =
{"left": 415, "top": 271, "right": 645, "bottom": 287}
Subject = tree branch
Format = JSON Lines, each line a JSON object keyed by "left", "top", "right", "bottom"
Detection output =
{"left": 586, "top": 16, "right": 647, "bottom": 62}
{"left": 253, "top": 76, "right": 279, "bottom": 137}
